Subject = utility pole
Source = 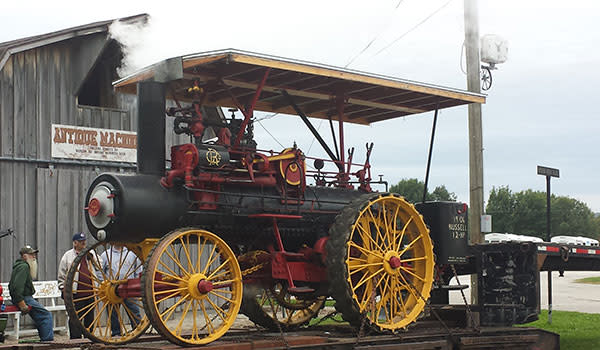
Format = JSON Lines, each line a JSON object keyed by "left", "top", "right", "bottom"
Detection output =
{"left": 464, "top": 0, "right": 484, "bottom": 244}
{"left": 464, "top": 0, "right": 484, "bottom": 316}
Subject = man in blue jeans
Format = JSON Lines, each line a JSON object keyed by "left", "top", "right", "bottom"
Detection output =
{"left": 9, "top": 245, "right": 54, "bottom": 341}
{"left": 100, "top": 243, "right": 142, "bottom": 337}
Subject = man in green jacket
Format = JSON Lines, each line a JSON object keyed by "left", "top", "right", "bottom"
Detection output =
{"left": 8, "top": 245, "right": 54, "bottom": 341}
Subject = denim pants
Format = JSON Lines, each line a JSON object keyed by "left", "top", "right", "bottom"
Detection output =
{"left": 110, "top": 298, "right": 141, "bottom": 336}
{"left": 21, "top": 296, "right": 54, "bottom": 341}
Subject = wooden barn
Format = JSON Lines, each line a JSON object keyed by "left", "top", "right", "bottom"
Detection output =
{"left": 0, "top": 14, "right": 220, "bottom": 281}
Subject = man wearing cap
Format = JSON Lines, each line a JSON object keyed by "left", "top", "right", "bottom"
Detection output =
{"left": 57, "top": 233, "right": 94, "bottom": 339}
{"left": 8, "top": 245, "right": 54, "bottom": 341}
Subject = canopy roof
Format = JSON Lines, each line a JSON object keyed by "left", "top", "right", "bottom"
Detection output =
{"left": 114, "top": 49, "right": 485, "bottom": 125}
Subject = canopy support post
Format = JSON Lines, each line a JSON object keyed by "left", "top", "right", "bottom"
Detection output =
{"left": 232, "top": 68, "right": 271, "bottom": 148}
{"left": 336, "top": 95, "right": 350, "bottom": 188}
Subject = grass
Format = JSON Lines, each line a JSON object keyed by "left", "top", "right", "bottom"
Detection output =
{"left": 574, "top": 276, "right": 600, "bottom": 284}
{"left": 521, "top": 310, "right": 600, "bottom": 350}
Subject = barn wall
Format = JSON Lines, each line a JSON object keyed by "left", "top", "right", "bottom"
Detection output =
{"left": 0, "top": 32, "right": 190, "bottom": 281}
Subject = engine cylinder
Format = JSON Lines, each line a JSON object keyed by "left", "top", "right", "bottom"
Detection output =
{"left": 84, "top": 173, "right": 188, "bottom": 242}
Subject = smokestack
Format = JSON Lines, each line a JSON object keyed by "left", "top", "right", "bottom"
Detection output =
{"left": 136, "top": 81, "right": 166, "bottom": 175}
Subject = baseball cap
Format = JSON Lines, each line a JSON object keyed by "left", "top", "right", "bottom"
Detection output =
{"left": 20, "top": 245, "right": 39, "bottom": 255}
{"left": 72, "top": 233, "right": 86, "bottom": 241}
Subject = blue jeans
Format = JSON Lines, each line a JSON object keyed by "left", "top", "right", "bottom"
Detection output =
{"left": 20, "top": 296, "right": 54, "bottom": 341}
{"left": 110, "top": 298, "right": 141, "bottom": 336}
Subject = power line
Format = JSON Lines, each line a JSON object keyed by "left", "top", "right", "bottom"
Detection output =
{"left": 374, "top": 0, "right": 454, "bottom": 57}
{"left": 345, "top": 2, "right": 406, "bottom": 68}
{"left": 256, "top": 119, "right": 285, "bottom": 149}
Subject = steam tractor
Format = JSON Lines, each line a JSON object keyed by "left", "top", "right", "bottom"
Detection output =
{"left": 65, "top": 50, "right": 486, "bottom": 346}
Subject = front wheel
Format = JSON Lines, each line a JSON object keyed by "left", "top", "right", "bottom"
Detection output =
{"left": 142, "top": 227, "right": 243, "bottom": 346}
{"left": 64, "top": 242, "right": 150, "bottom": 344}
{"left": 327, "top": 193, "right": 435, "bottom": 331}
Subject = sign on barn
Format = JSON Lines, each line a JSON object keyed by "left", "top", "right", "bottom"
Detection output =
{"left": 51, "top": 124, "right": 137, "bottom": 163}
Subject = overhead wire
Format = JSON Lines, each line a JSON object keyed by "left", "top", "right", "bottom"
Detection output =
{"left": 373, "top": 0, "right": 454, "bottom": 57}
{"left": 344, "top": 1, "right": 407, "bottom": 68}
{"left": 256, "top": 118, "right": 285, "bottom": 149}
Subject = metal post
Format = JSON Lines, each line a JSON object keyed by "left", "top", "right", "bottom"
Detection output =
{"left": 546, "top": 175, "right": 552, "bottom": 324}
{"left": 464, "top": 0, "right": 484, "bottom": 245}
{"left": 537, "top": 165, "right": 559, "bottom": 324}
{"left": 464, "top": 0, "right": 484, "bottom": 312}
{"left": 423, "top": 106, "right": 439, "bottom": 203}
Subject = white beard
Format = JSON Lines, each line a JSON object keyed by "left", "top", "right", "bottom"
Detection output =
{"left": 26, "top": 258, "right": 38, "bottom": 280}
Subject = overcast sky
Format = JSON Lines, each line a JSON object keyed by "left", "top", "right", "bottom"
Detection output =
{"left": 2, "top": 0, "right": 599, "bottom": 213}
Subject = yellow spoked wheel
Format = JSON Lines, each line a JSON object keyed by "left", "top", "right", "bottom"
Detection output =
{"left": 64, "top": 242, "right": 150, "bottom": 344}
{"left": 142, "top": 228, "right": 243, "bottom": 346}
{"left": 327, "top": 193, "right": 434, "bottom": 331}
{"left": 241, "top": 281, "right": 325, "bottom": 330}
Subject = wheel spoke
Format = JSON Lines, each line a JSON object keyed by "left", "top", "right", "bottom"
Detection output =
{"left": 207, "top": 257, "right": 231, "bottom": 280}
{"left": 399, "top": 266, "right": 425, "bottom": 282}
{"left": 160, "top": 294, "right": 190, "bottom": 321}
{"left": 398, "top": 234, "right": 422, "bottom": 257}
{"left": 400, "top": 256, "right": 427, "bottom": 263}
{"left": 157, "top": 262, "right": 187, "bottom": 282}
{"left": 205, "top": 297, "right": 227, "bottom": 322}
{"left": 199, "top": 299, "right": 215, "bottom": 333}
{"left": 201, "top": 243, "right": 219, "bottom": 275}
{"left": 164, "top": 247, "right": 190, "bottom": 278}
{"left": 348, "top": 241, "right": 383, "bottom": 259}
{"left": 396, "top": 217, "right": 413, "bottom": 252}
{"left": 352, "top": 267, "right": 384, "bottom": 292}
{"left": 174, "top": 298, "right": 193, "bottom": 336}
{"left": 179, "top": 235, "right": 195, "bottom": 274}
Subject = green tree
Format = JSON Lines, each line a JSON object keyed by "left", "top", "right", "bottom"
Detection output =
{"left": 486, "top": 186, "right": 516, "bottom": 233}
{"left": 485, "top": 186, "right": 600, "bottom": 240}
{"left": 389, "top": 178, "right": 456, "bottom": 203}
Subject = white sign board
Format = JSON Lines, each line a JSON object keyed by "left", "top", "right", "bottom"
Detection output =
{"left": 481, "top": 214, "right": 492, "bottom": 233}
{"left": 51, "top": 124, "right": 137, "bottom": 163}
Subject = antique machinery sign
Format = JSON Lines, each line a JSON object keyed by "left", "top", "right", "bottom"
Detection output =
{"left": 51, "top": 124, "right": 137, "bottom": 163}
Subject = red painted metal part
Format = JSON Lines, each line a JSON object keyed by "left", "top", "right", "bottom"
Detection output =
{"left": 389, "top": 256, "right": 401, "bottom": 269}
{"left": 116, "top": 278, "right": 142, "bottom": 298}
{"left": 248, "top": 214, "right": 303, "bottom": 219}
{"left": 233, "top": 68, "right": 271, "bottom": 148}
{"left": 87, "top": 198, "right": 101, "bottom": 217}
{"left": 313, "top": 237, "right": 329, "bottom": 264}
{"left": 271, "top": 257, "right": 327, "bottom": 282}
{"left": 197, "top": 280, "right": 214, "bottom": 294}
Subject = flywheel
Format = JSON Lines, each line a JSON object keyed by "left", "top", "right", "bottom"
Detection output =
{"left": 241, "top": 281, "right": 325, "bottom": 330}
{"left": 327, "top": 193, "right": 435, "bottom": 331}
{"left": 141, "top": 227, "right": 243, "bottom": 346}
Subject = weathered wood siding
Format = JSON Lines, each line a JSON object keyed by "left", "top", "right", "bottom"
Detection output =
{"left": 0, "top": 33, "right": 188, "bottom": 281}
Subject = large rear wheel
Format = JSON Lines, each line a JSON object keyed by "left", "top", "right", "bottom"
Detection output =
{"left": 327, "top": 193, "right": 434, "bottom": 331}
{"left": 142, "top": 228, "right": 243, "bottom": 346}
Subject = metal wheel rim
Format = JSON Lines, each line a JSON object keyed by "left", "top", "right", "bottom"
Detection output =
{"left": 64, "top": 242, "right": 150, "bottom": 344}
{"left": 346, "top": 194, "right": 434, "bottom": 330}
{"left": 143, "top": 228, "right": 243, "bottom": 345}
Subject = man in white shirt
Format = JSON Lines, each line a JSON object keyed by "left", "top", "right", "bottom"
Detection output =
{"left": 57, "top": 233, "right": 93, "bottom": 339}
{"left": 99, "top": 243, "right": 142, "bottom": 336}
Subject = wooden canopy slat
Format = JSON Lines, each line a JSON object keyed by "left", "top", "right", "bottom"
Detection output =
{"left": 113, "top": 49, "right": 485, "bottom": 125}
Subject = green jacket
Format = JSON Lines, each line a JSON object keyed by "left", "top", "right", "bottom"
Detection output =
{"left": 9, "top": 259, "right": 35, "bottom": 304}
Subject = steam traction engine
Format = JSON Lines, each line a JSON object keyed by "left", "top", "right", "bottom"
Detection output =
{"left": 65, "top": 50, "right": 485, "bottom": 346}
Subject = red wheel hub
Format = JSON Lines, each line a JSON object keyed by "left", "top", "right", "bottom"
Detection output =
{"left": 388, "top": 256, "right": 401, "bottom": 269}
{"left": 88, "top": 198, "right": 101, "bottom": 217}
{"left": 197, "top": 280, "right": 213, "bottom": 294}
